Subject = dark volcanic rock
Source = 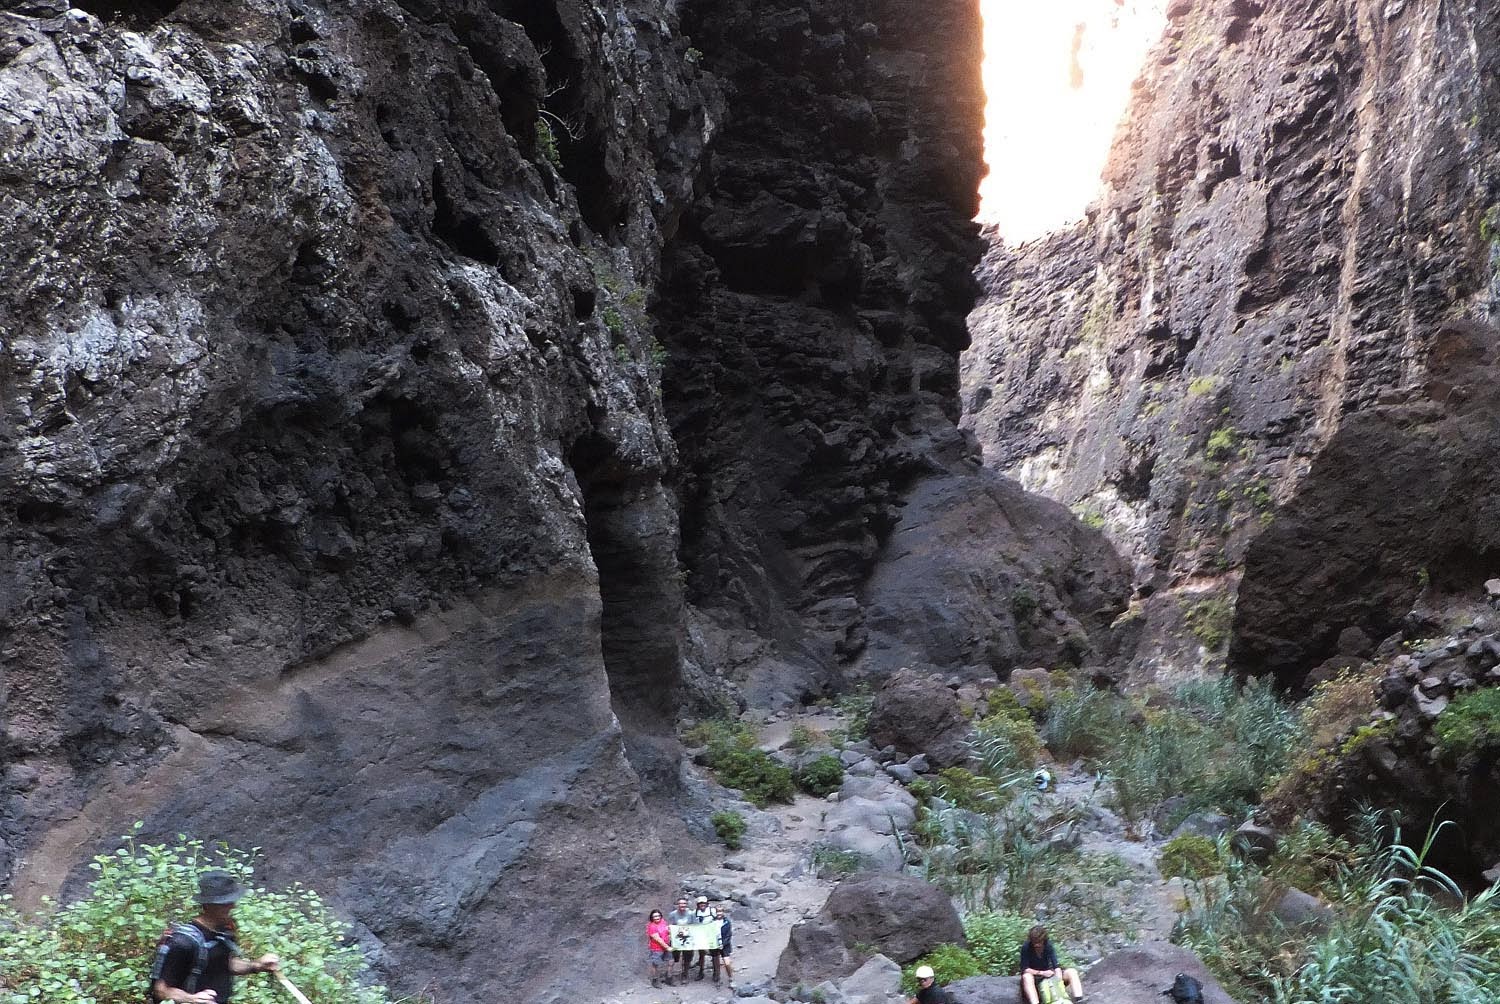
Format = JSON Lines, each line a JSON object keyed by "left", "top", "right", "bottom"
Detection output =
{"left": 961, "top": 0, "right": 1500, "bottom": 683}
{"left": 657, "top": 0, "right": 1127, "bottom": 700}
{"left": 1085, "top": 942, "right": 1238, "bottom": 1004}
{"left": 0, "top": 0, "right": 711, "bottom": 999}
{"left": 866, "top": 670, "right": 971, "bottom": 767}
{"left": 779, "top": 873, "right": 963, "bottom": 984}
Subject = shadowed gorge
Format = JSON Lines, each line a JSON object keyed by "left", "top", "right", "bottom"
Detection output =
{"left": 5, "top": 0, "right": 1500, "bottom": 1001}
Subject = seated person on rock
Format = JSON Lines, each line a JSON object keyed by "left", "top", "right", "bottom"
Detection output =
{"left": 1020, "top": 925, "right": 1083, "bottom": 1004}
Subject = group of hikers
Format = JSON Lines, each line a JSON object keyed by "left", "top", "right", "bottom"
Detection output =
{"left": 647, "top": 895, "right": 736, "bottom": 989}
{"left": 149, "top": 871, "right": 1081, "bottom": 1004}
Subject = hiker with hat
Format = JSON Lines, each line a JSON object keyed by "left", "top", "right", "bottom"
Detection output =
{"left": 149, "top": 870, "right": 280, "bottom": 1003}
{"left": 691, "top": 894, "right": 714, "bottom": 980}
{"left": 907, "top": 964, "right": 953, "bottom": 1004}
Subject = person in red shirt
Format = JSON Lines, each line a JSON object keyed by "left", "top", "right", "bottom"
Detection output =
{"left": 646, "top": 909, "right": 672, "bottom": 988}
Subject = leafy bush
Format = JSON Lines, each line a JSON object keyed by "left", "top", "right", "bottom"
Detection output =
{"left": 984, "top": 687, "right": 1033, "bottom": 725}
{"left": 1184, "top": 595, "right": 1233, "bottom": 648}
{"left": 683, "top": 718, "right": 757, "bottom": 750}
{"left": 901, "top": 944, "right": 983, "bottom": 991}
{"left": 1159, "top": 834, "right": 1224, "bottom": 880}
{"left": 711, "top": 810, "right": 747, "bottom": 851}
{"left": 963, "top": 911, "right": 1035, "bottom": 975}
{"left": 0, "top": 827, "right": 388, "bottom": 1004}
{"left": 1435, "top": 686, "right": 1500, "bottom": 756}
{"left": 704, "top": 743, "right": 794, "bottom": 808}
{"left": 795, "top": 755, "right": 845, "bottom": 797}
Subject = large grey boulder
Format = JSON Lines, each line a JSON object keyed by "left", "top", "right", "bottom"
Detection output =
{"left": 1086, "top": 942, "right": 1239, "bottom": 1004}
{"left": 778, "top": 917, "right": 854, "bottom": 985}
{"left": 826, "top": 874, "right": 965, "bottom": 963}
{"left": 946, "top": 975, "right": 1020, "bottom": 1004}
{"left": 778, "top": 874, "right": 964, "bottom": 984}
{"left": 867, "top": 670, "right": 972, "bottom": 767}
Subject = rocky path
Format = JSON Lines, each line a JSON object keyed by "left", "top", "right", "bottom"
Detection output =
{"left": 598, "top": 708, "right": 1194, "bottom": 1004}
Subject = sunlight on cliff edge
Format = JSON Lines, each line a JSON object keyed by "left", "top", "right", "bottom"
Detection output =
{"left": 979, "top": 0, "right": 1167, "bottom": 244}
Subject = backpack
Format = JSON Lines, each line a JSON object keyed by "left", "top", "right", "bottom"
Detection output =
{"left": 147, "top": 923, "right": 221, "bottom": 1001}
{"left": 1162, "top": 973, "right": 1205, "bottom": 1004}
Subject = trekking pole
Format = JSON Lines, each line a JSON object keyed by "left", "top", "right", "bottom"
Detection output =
{"left": 275, "top": 973, "right": 313, "bottom": 1004}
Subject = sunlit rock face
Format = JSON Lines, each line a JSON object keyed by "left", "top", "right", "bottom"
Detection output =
{"left": 963, "top": 0, "right": 1500, "bottom": 684}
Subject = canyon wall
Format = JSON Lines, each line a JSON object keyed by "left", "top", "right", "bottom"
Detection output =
{"left": 964, "top": 0, "right": 1500, "bottom": 685}
{"left": 0, "top": 0, "right": 1126, "bottom": 998}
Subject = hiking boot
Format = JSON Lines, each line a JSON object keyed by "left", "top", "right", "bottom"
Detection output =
{"left": 696, "top": 970, "right": 705, "bottom": 981}
{"left": 651, "top": 977, "right": 660, "bottom": 988}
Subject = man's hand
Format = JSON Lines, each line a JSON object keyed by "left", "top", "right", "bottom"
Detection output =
{"left": 185, "top": 991, "right": 218, "bottom": 1004}
{"left": 256, "top": 954, "right": 280, "bottom": 974}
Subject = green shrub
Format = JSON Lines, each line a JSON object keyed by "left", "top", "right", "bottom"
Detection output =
{"left": 836, "top": 690, "right": 873, "bottom": 740}
{"left": 984, "top": 687, "right": 1033, "bottom": 725}
{"left": 711, "top": 810, "right": 747, "bottom": 850}
{"left": 962, "top": 911, "right": 1077, "bottom": 976}
{"left": 811, "top": 845, "right": 866, "bottom": 876}
{"left": 932, "top": 766, "right": 1003, "bottom": 812}
{"left": 1178, "top": 813, "right": 1500, "bottom": 1002}
{"left": 972, "top": 710, "right": 1046, "bottom": 775}
{"left": 963, "top": 911, "right": 1034, "bottom": 975}
{"left": 1011, "top": 587, "right": 1039, "bottom": 622}
{"left": 1435, "top": 687, "right": 1500, "bottom": 756}
{"left": 1042, "top": 688, "right": 1129, "bottom": 761}
{"left": 1159, "top": 833, "right": 1224, "bottom": 880}
{"left": 1184, "top": 595, "right": 1234, "bottom": 649}
{"left": 796, "top": 755, "right": 845, "bottom": 797}
{"left": 787, "top": 723, "right": 825, "bottom": 752}
{"left": 704, "top": 743, "right": 794, "bottom": 808}
{"left": 0, "top": 827, "right": 388, "bottom": 1004}
{"left": 683, "top": 718, "right": 757, "bottom": 749}
{"left": 901, "top": 944, "right": 983, "bottom": 991}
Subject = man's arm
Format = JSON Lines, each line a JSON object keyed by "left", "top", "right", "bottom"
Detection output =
{"left": 151, "top": 979, "right": 217, "bottom": 1004}
{"left": 228, "top": 953, "right": 280, "bottom": 976}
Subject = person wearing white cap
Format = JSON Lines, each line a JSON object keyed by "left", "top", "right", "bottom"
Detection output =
{"left": 908, "top": 964, "right": 953, "bottom": 1004}
{"left": 691, "top": 895, "right": 714, "bottom": 980}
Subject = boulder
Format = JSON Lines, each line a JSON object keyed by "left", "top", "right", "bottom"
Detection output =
{"left": 867, "top": 670, "right": 972, "bottom": 767}
{"left": 946, "top": 975, "right": 1019, "bottom": 1004}
{"left": 839, "top": 953, "right": 905, "bottom": 1004}
{"left": 1272, "top": 887, "right": 1336, "bottom": 932}
{"left": 778, "top": 917, "right": 854, "bottom": 984}
{"left": 1085, "top": 942, "right": 1238, "bottom": 1004}
{"left": 1231, "top": 820, "right": 1277, "bottom": 863}
{"left": 826, "top": 874, "right": 964, "bottom": 963}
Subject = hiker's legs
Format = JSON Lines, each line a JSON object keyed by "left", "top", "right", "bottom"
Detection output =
{"left": 1021, "top": 974, "right": 1040, "bottom": 1004}
{"left": 711, "top": 948, "right": 722, "bottom": 982}
{"left": 695, "top": 949, "right": 707, "bottom": 977}
{"left": 1063, "top": 968, "right": 1083, "bottom": 999}
{"left": 722, "top": 955, "right": 734, "bottom": 985}
{"left": 675, "top": 949, "right": 689, "bottom": 979}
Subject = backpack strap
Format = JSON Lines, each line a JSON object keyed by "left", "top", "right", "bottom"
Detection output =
{"left": 171, "top": 923, "right": 211, "bottom": 993}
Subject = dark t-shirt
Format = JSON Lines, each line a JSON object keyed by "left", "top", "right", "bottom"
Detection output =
{"left": 1020, "top": 940, "right": 1059, "bottom": 972}
{"left": 719, "top": 917, "right": 733, "bottom": 954}
{"left": 151, "top": 922, "right": 238, "bottom": 1002}
{"left": 916, "top": 983, "right": 953, "bottom": 1004}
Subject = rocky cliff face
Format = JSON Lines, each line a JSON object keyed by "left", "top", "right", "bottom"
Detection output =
{"left": 0, "top": 0, "right": 1128, "bottom": 998}
{"left": 1, "top": 0, "right": 706, "bottom": 998}
{"left": 659, "top": 0, "right": 1127, "bottom": 705}
{"left": 963, "top": 0, "right": 1500, "bottom": 685}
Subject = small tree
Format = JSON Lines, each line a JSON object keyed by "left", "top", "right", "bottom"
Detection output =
{"left": 0, "top": 825, "right": 389, "bottom": 1004}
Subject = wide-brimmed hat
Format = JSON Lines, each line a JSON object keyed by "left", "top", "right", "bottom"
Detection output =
{"left": 196, "top": 870, "right": 245, "bottom": 905}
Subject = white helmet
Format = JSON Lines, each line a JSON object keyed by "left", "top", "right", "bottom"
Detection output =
{"left": 914, "top": 965, "right": 935, "bottom": 980}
